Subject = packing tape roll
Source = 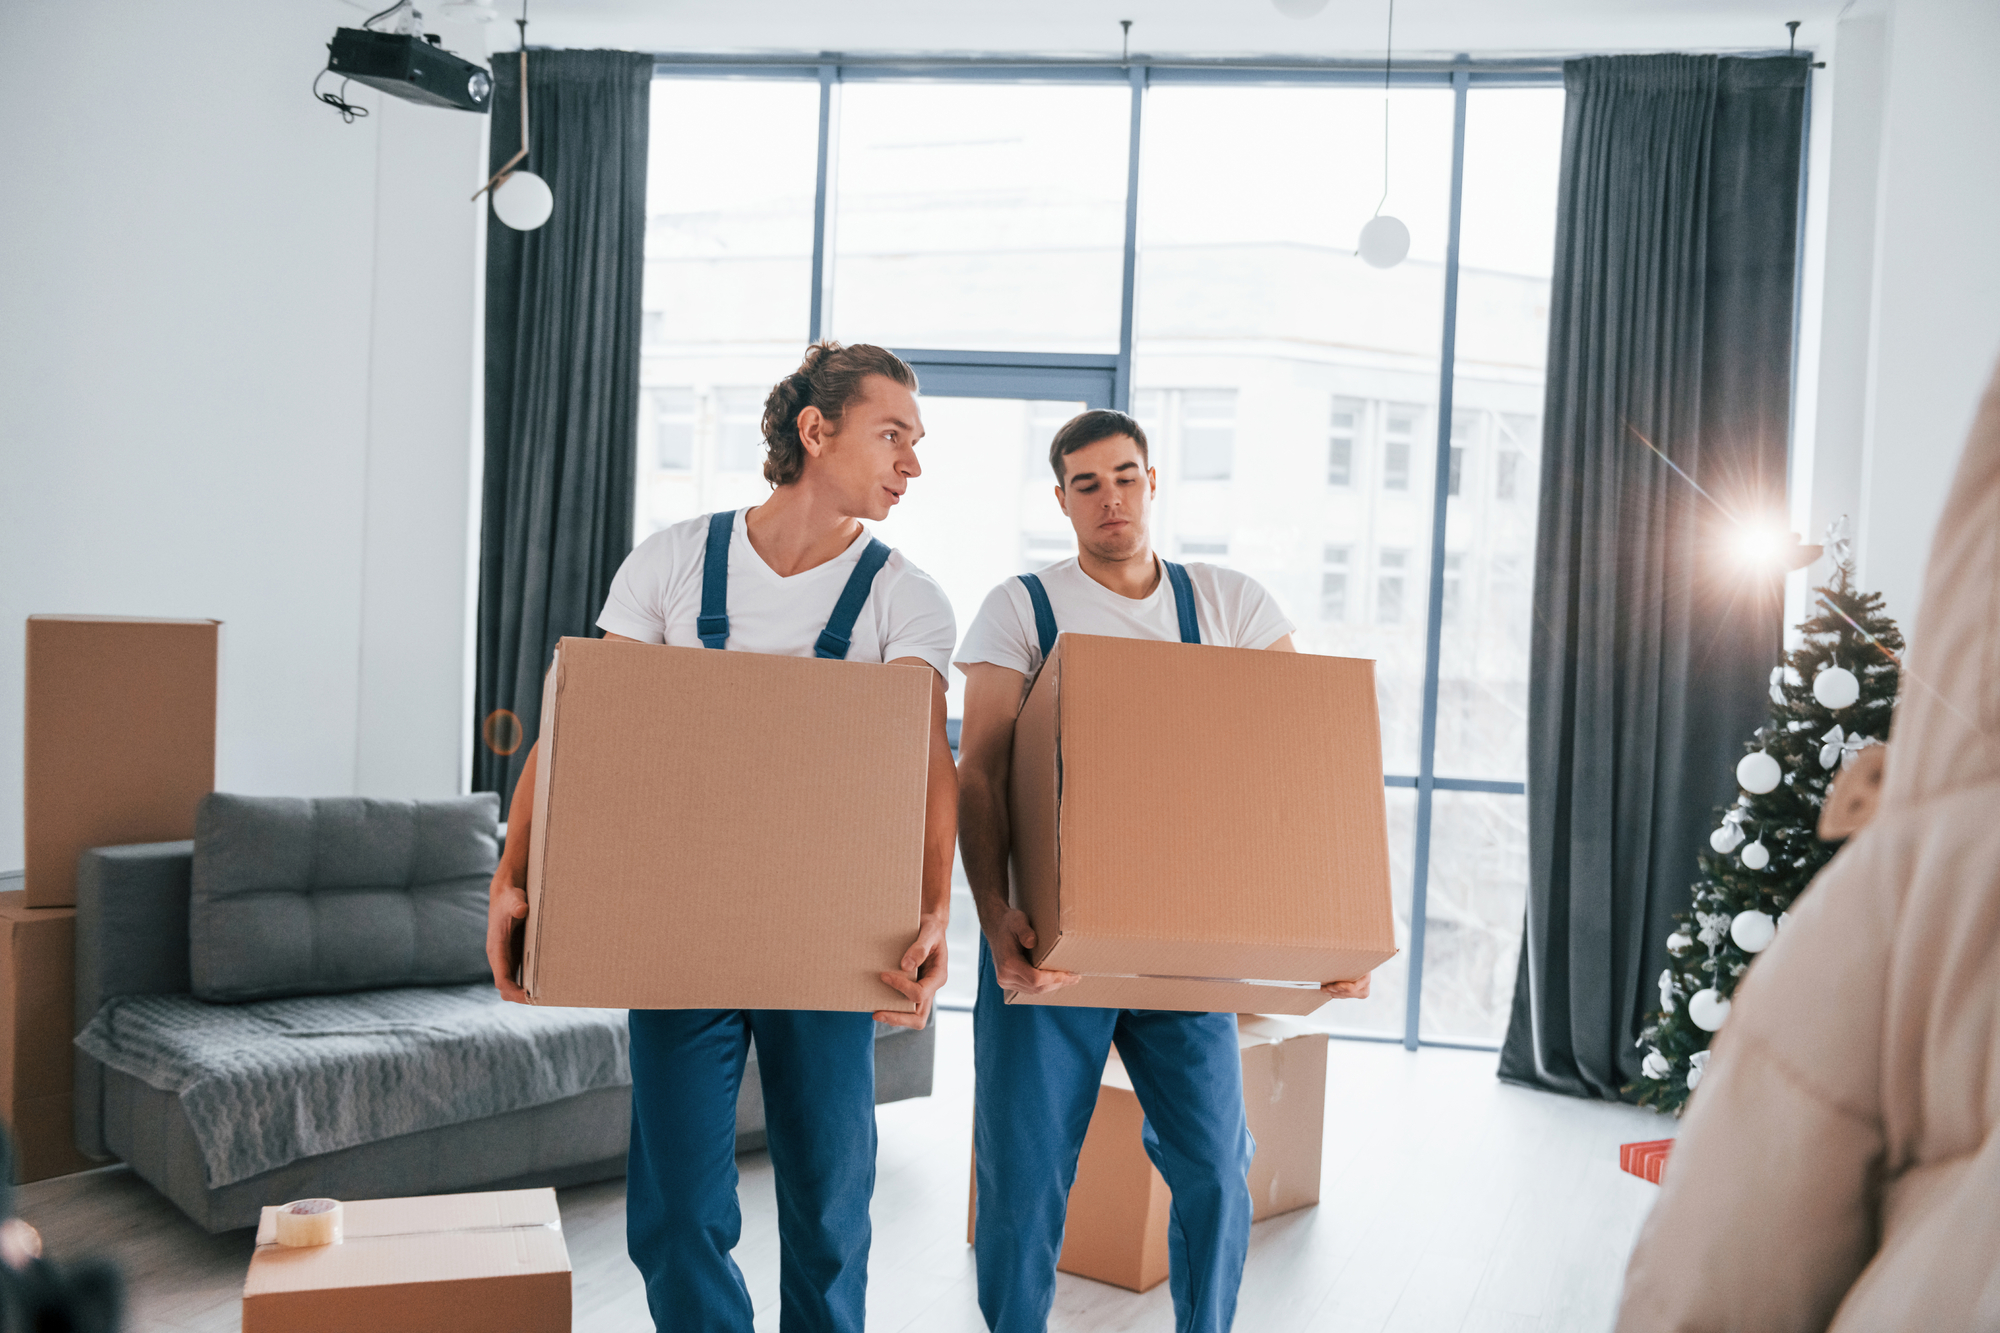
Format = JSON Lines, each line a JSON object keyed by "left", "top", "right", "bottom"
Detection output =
{"left": 274, "top": 1198, "right": 343, "bottom": 1247}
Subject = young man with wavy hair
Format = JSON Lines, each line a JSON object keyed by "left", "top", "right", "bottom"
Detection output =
{"left": 485, "top": 342, "right": 957, "bottom": 1333}
{"left": 954, "top": 409, "right": 1371, "bottom": 1333}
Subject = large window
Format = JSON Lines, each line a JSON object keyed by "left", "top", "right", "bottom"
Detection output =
{"left": 638, "top": 65, "right": 1566, "bottom": 1048}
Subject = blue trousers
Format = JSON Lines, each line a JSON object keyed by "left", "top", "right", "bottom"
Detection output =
{"left": 972, "top": 941, "right": 1255, "bottom": 1333}
{"left": 626, "top": 1009, "right": 877, "bottom": 1333}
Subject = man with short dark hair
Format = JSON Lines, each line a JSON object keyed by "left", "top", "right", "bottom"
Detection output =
{"left": 955, "top": 408, "right": 1371, "bottom": 1333}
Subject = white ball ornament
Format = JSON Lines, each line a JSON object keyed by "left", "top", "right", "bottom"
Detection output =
{"left": 1736, "top": 750, "right": 1781, "bottom": 794}
{"left": 492, "top": 171, "right": 554, "bottom": 231}
{"left": 1812, "top": 665, "right": 1860, "bottom": 711}
{"left": 1730, "top": 909, "right": 1777, "bottom": 953}
{"left": 1710, "top": 823, "right": 1746, "bottom": 854}
{"left": 1740, "top": 839, "right": 1771, "bottom": 871}
{"left": 1358, "top": 214, "right": 1411, "bottom": 268}
{"left": 1688, "top": 988, "right": 1732, "bottom": 1032}
{"left": 1641, "top": 1048, "right": 1671, "bottom": 1080}
{"left": 1666, "top": 929, "right": 1693, "bottom": 955}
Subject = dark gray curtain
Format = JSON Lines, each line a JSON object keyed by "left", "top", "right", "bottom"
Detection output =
{"left": 1499, "top": 55, "right": 1808, "bottom": 1099}
{"left": 474, "top": 49, "right": 652, "bottom": 807}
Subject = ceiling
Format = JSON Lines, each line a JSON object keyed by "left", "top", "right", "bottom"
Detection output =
{"left": 428, "top": 0, "right": 1849, "bottom": 63}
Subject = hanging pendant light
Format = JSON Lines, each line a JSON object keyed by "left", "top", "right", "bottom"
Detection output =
{"left": 1357, "top": 0, "right": 1408, "bottom": 269}
{"left": 471, "top": 0, "right": 551, "bottom": 231}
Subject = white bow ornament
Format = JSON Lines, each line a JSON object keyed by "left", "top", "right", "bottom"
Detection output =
{"left": 1820, "top": 725, "right": 1872, "bottom": 771}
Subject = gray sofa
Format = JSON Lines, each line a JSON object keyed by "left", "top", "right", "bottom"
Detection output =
{"left": 71, "top": 801, "right": 934, "bottom": 1233}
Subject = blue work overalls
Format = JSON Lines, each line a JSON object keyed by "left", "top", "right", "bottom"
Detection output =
{"left": 625, "top": 511, "right": 895, "bottom": 1333}
{"left": 972, "top": 562, "right": 1257, "bottom": 1333}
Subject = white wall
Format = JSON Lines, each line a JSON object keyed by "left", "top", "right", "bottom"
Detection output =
{"left": 0, "top": 2, "right": 487, "bottom": 871}
{"left": 1815, "top": 0, "right": 2000, "bottom": 641}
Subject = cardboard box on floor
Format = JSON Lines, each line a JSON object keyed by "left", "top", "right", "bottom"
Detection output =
{"left": 0, "top": 891, "right": 95, "bottom": 1182}
{"left": 24, "top": 616, "right": 218, "bottom": 908}
{"left": 523, "top": 637, "right": 931, "bottom": 1012}
{"left": 1006, "top": 634, "right": 1397, "bottom": 1014}
{"left": 966, "top": 1015, "right": 1330, "bottom": 1294}
{"left": 242, "top": 1188, "right": 570, "bottom": 1333}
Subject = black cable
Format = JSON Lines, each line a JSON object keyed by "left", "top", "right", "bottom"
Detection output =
{"left": 312, "top": 67, "right": 370, "bottom": 122}
{"left": 361, "top": 0, "right": 409, "bottom": 30}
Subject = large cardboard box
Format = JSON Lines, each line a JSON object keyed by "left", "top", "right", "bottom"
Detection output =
{"left": 0, "top": 892, "right": 94, "bottom": 1182}
{"left": 242, "top": 1188, "right": 570, "bottom": 1332}
{"left": 966, "top": 1016, "right": 1330, "bottom": 1295}
{"left": 523, "top": 637, "right": 931, "bottom": 1011}
{"left": 1007, "top": 634, "right": 1396, "bottom": 1014}
{"left": 25, "top": 616, "right": 218, "bottom": 907}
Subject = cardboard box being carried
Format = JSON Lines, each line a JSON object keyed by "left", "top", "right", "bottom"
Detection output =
{"left": 242, "top": 1188, "right": 570, "bottom": 1333}
{"left": 1007, "top": 634, "right": 1397, "bottom": 1014}
{"left": 523, "top": 637, "right": 931, "bottom": 1012}
{"left": 0, "top": 890, "right": 95, "bottom": 1182}
{"left": 966, "top": 1015, "right": 1331, "bottom": 1294}
{"left": 25, "top": 615, "right": 218, "bottom": 908}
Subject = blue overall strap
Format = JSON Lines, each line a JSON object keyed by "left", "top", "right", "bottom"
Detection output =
{"left": 815, "top": 538, "right": 893, "bottom": 660}
{"left": 1017, "top": 573, "right": 1058, "bottom": 661}
{"left": 1162, "top": 560, "right": 1202, "bottom": 644}
{"left": 697, "top": 510, "right": 733, "bottom": 649}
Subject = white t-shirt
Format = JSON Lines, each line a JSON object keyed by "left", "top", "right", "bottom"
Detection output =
{"left": 954, "top": 556, "right": 1296, "bottom": 680}
{"left": 596, "top": 508, "right": 957, "bottom": 678}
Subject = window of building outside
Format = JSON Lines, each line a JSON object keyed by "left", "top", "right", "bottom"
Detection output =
{"left": 1377, "top": 549, "right": 1408, "bottom": 625}
{"left": 1321, "top": 545, "right": 1350, "bottom": 621}
{"left": 1180, "top": 390, "right": 1237, "bottom": 480}
{"left": 635, "top": 75, "right": 1565, "bottom": 1044}
{"left": 651, "top": 389, "right": 696, "bottom": 471}
{"left": 1328, "top": 397, "right": 1360, "bottom": 486}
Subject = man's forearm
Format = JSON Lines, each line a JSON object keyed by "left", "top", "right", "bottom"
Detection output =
{"left": 958, "top": 771, "right": 1013, "bottom": 935}
{"left": 920, "top": 738, "right": 957, "bottom": 921}
{"left": 495, "top": 742, "right": 539, "bottom": 889}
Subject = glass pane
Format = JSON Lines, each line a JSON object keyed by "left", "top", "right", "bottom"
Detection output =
{"left": 882, "top": 394, "right": 1086, "bottom": 1014}
{"left": 1418, "top": 790, "right": 1529, "bottom": 1043}
{"left": 639, "top": 79, "right": 822, "bottom": 537}
{"left": 1305, "top": 785, "right": 1415, "bottom": 1039}
{"left": 830, "top": 82, "right": 1130, "bottom": 353}
{"left": 1135, "top": 85, "right": 1457, "bottom": 775}
{"left": 867, "top": 394, "right": 1087, "bottom": 722}
{"left": 1433, "top": 87, "right": 1563, "bottom": 780}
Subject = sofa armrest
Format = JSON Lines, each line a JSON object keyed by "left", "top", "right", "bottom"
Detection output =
{"left": 74, "top": 840, "right": 194, "bottom": 1157}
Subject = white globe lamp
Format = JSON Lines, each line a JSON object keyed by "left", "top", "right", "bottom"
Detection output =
{"left": 1358, "top": 214, "right": 1410, "bottom": 269}
{"left": 492, "top": 171, "right": 553, "bottom": 231}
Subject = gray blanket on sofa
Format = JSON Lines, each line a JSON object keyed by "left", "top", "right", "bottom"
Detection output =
{"left": 75, "top": 985, "right": 629, "bottom": 1188}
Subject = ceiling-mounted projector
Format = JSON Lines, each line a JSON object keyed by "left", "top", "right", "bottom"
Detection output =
{"left": 326, "top": 27, "right": 492, "bottom": 112}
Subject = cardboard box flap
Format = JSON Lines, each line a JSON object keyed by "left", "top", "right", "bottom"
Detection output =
{"left": 1031, "top": 634, "right": 1396, "bottom": 981}
{"left": 1010, "top": 974, "right": 1335, "bottom": 1016}
{"left": 248, "top": 1190, "right": 568, "bottom": 1296}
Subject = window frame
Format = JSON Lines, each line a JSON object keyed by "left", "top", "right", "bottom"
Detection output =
{"left": 648, "top": 54, "right": 1562, "bottom": 1051}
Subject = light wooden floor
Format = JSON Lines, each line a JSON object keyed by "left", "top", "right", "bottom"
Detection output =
{"left": 19, "top": 1013, "right": 1671, "bottom": 1332}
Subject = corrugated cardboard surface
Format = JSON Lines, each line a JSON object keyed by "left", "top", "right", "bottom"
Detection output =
{"left": 1238, "top": 1016, "right": 1329, "bottom": 1220}
{"left": 1057, "top": 1063, "right": 1173, "bottom": 1293}
{"left": 24, "top": 617, "right": 217, "bottom": 907}
{"left": 965, "top": 1018, "right": 1328, "bottom": 1294}
{"left": 0, "top": 893, "right": 93, "bottom": 1181}
{"left": 1008, "top": 634, "right": 1397, "bottom": 1012}
{"left": 524, "top": 637, "right": 930, "bottom": 1011}
{"left": 243, "top": 1188, "right": 569, "bottom": 1333}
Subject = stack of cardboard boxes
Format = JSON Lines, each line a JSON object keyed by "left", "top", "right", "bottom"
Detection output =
{"left": 9, "top": 616, "right": 217, "bottom": 1182}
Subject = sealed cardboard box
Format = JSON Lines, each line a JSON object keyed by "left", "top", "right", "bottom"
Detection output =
{"left": 242, "top": 1188, "right": 570, "bottom": 1333}
{"left": 1007, "top": 634, "right": 1397, "bottom": 1014}
{"left": 524, "top": 637, "right": 931, "bottom": 1011}
{"left": 0, "top": 890, "right": 94, "bottom": 1182}
{"left": 25, "top": 616, "right": 218, "bottom": 907}
{"left": 966, "top": 1016, "right": 1330, "bottom": 1294}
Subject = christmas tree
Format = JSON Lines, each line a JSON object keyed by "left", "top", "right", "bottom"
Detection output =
{"left": 1633, "top": 533, "right": 1902, "bottom": 1114}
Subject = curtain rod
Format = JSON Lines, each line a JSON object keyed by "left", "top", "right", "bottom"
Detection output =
{"left": 645, "top": 47, "right": 1807, "bottom": 75}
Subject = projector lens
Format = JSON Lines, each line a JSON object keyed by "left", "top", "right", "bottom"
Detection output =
{"left": 469, "top": 70, "right": 492, "bottom": 101}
